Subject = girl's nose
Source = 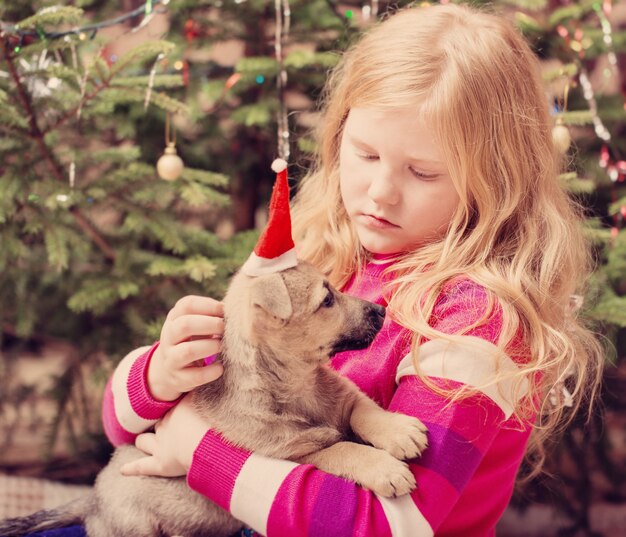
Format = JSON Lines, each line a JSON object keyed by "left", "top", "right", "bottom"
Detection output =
{"left": 367, "top": 164, "right": 401, "bottom": 206}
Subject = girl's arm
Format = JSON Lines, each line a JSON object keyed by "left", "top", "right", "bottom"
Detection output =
{"left": 183, "top": 282, "right": 530, "bottom": 535}
{"left": 186, "top": 356, "right": 525, "bottom": 536}
{"left": 122, "top": 280, "right": 531, "bottom": 535}
{"left": 124, "top": 334, "right": 530, "bottom": 536}
{"left": 102, "top": 342, "right": 179, "bottom": 446}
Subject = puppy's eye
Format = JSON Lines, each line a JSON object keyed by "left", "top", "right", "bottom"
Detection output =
{"left": 321, "top": 292, "right": 334, "bottom": 308}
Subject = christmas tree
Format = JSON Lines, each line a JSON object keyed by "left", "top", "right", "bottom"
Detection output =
{"left": 0, "top": 0, "right": 363, "bottom": 481}
{"left": 0, "top": 0, "right": 624, "bottom": 534}
{"left": 0, "top": 1, "right": 240, "bottom": 476}
{"left": 496, "top": 1, "right": 626, "bottom": 534}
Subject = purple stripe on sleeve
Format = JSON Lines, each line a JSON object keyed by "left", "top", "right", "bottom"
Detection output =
{"left": 308, "top": 474, "right": 358, "bottom": 537}
{"left": 415, "top": 421, "right": 484, "bottom": 493}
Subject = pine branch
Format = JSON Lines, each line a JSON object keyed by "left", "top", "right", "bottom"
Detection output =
{"left": 1, "top": 40, "right": 44, "bottom": 141}
{"left": 68, "top": 208, "right": 116, "bottom": 262}
{"left": 41, "top": 81, "right": 110, "bottom": 136}
{"left": 1, "top": 40, "right": 116, "bottom": 262}
{"left": 0, "top": 122, "right": 29, "bottom": 137}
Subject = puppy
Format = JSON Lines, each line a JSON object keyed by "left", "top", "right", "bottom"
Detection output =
{"left": 0, "top": 261, "right": 428, "bottom": 537}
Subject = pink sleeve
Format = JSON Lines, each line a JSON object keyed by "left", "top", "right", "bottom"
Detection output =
{"left": 185, "top": 279, "right": 533, "bottom": 536}
{"left": 429, "top": 278, "right": 503, "bottom": 344}
{"left": 186, "top": 372, "right": 527, "bottom": 536}
{"left": 428, "top": 278, "right": 529, "bottom": 366}
{"left": 102, "top": 342, "right": 180, "bottom": 446}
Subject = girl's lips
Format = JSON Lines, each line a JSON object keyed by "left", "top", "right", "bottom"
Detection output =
{"left": 361, "top": 214, "right": 399, "bottom": 229}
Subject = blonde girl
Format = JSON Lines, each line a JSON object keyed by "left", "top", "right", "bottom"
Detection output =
{"left": 104, "top": 3, "right": 604, "bottom": 536}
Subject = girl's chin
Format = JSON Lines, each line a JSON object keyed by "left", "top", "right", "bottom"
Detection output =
{"left": 353, "top": 221, "right": 415, "bottom": 255}
{"left": 364, "top": 246, "right": 400, "bottom": 255}
{"left": 358, "top": 237, "right": 406, "bottom": 256}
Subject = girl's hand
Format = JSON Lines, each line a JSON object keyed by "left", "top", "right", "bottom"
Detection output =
{"left": 120, "top": 395, "right": 209, "bottom": 477}
{"left": 148, "top": 295, "right": 225, "bottom": 402}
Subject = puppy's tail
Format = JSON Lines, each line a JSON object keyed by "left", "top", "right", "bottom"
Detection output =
{"left": 0, "top": 494, "right": 93, "bottom": 536}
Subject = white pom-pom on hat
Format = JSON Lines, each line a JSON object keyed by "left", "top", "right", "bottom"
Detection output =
{"left": 271, "top": 158, "right": 287, "bottom": 173}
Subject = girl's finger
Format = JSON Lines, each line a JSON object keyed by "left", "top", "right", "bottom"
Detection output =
{"left": 163, "top": 315, "right": 225, "bottom": 346}
{"left": 120, "top": 456, "right": 161, "bottom": 477}
{"left": 168, "top": 296, "right": 224, "bottom": 321}
{"left": 171, "top": 338, "right": 222, "bottom": 368}
{"left": 177, "top": 362, "right": 224, "bottom": 390}
{"left": 135, "top": 432, "right": 157, "bottom": 455}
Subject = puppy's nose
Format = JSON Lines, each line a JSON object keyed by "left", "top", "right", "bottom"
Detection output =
{"left": 368, "top": 303, "right": 386, "bottom": 326}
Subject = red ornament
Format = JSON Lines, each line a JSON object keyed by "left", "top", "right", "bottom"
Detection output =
{"left": 184, "top": 19, "right": 200, "bottom": 44}
{"left": 225, "top": 73, "right": 241, "bottom": 90}
{"left": 101, "top": 44, "right": 114, "bottom": 66}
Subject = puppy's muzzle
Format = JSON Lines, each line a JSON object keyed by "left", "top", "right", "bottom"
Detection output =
{"left": 330, "top": 303, "right": 386, "bottom": 356}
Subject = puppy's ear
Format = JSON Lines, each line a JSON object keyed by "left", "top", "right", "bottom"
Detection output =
{"left": 249, "top": 273, "right": 293, "bottom": 321}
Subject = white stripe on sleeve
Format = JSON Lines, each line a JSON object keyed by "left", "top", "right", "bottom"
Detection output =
{"left": 377, "top": 493, "right": 434, "bottom": 537}
{"left": 395, "top": 336, "right": 528, "bottom": 418}
{"left": 230, "top": 453, "right": 299, "bottom": 535}
{"left": 111, "top": 346, "right": 159, "bottom": 434}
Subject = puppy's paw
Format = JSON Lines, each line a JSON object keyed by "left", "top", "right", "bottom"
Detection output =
{"left": 356, "top": 451, "right": 416, "bottom": 498}
{"left": 368, "top": 413, "right": 428, "bottom": 460}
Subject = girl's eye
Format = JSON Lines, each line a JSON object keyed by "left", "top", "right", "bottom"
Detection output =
{"left": 409, "top": 167, "right": 438, "bottom": 181}
{"left": 357, "top": 152, "right": 379, "bottom": 161}
{"left": 322, "top": 292, "right": 334, "bottom": 308}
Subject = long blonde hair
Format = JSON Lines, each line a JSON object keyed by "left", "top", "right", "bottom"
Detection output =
{"left": 291, "top": 3, "right": 604, "bottom": 473}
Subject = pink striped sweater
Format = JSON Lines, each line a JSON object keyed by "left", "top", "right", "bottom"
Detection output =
{"left": 102, "top": 257, "right": 535, "bottom": 536}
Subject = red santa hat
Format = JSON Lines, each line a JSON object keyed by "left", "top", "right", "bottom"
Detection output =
{"left": 240, "top": 158, "right": 298, "bottom": 277}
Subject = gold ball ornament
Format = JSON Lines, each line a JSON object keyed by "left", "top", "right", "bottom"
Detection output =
{"left": 552, "top": 122, "right": 571, "bottom": 154}
{"left": 156, "top": 143, "right": 184, "bottom": 181}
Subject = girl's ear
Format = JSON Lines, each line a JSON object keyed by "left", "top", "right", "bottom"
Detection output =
{"left": 249, "top": 273, "right": 293, "bottom": 321}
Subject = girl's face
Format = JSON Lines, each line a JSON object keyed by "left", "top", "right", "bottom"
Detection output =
{"left": 339, "top": 107, "right": 460, "bottom": 255}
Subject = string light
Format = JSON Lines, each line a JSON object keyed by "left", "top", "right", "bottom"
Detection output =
{"left": 593, "top": 2, "right": 618, "bottom": 77}
{"left": 553, "top": 2, "right": 624, "bottom": 240}
{"left": 0, "top": 0, "right": 169, "bottom": 45}
{"left": 578, "top": 68, "right": 611, "bottom": 143}
{"left": 224, "top": 72, "right": 241, "bottom": 90}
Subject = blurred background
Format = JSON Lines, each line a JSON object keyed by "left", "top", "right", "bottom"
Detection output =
{"left": 0, "top": 1, "right": 624, "bottom": 535}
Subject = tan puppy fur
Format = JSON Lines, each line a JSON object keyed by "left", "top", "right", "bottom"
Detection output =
{"left": 0, "top": 261, "right": 427, "bottom": 537}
